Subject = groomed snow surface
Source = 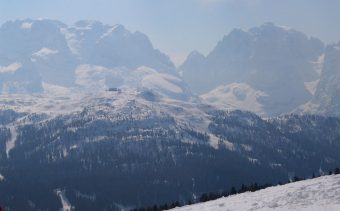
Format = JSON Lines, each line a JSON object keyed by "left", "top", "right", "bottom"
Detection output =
{"left": 171, "top": 174, "right": 340, "bottom": 211}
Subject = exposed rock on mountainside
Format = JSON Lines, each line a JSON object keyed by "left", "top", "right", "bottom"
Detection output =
{"left": 0, "top": 19, "right": 176, "bottom": 93}
{"left": 180, "top": 23, "right": 325, "bottom": 116}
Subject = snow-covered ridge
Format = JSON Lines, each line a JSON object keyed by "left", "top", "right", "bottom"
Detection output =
{"left": 1, "top": 88, "right": 340, "bottom": 209}
{"left": 0, "top": 88, "right": 219, "bottom": 149}
{"left": 0, "top": 18, "right": 176, "bottom": 93}
{"left": 171, "top": 174, "right": 340, "bottom": 211}
{"left": 201, "top": 83, "right": 268, "bottom": 116}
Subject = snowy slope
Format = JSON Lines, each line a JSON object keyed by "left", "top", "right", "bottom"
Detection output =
{"left": 200, "top": 83, "right": 268, "bottom": 116}
{"left": 75, "top": 65, "right": 192, "bottom": 100}
{"left": 171, "top": 175, "right": 340, "bottom": 211}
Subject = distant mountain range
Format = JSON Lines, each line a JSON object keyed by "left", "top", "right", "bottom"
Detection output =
{"left": 1, "top": 20, "right": 339, "bottom": 116}
{"left": 180, "top": 22, "right": 340, "bottom": 117}
{"left": 0, "top": 19, "right": 182, "bottom": 97}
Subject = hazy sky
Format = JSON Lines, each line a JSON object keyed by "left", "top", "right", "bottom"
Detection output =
{"left": 0, "top": 0, "right": 339, "bottom": 65}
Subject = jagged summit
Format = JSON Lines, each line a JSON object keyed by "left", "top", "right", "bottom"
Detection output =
{"left": 0, "top": 19, "right": 177, "bottom": 95}
{"left": 180, "top": 22, "right": 326, "bottom": 116}
{"left": 187, "top": 50, "right": 205, "bottom": 60}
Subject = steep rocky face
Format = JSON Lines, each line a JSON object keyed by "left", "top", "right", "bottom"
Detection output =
{"left": 180, "top": 23, "right": 325, "bottom": 116}
{"left": 0, "top": 64, "right": 43, "bottom": 94}
{"left": 178, "top": 51, "right": 208, "bottom": 94}
{"left": 301, "top": 43, "right": 340, "bottom": 116}
{"left": 0, "top": 19, "right": 176, "bottom": 93}
{"left": 294, "top": 43, "right": 340, "bottom": 116}
{"left": 67, "top": 20, "right": 175, "bottom": 73}
{"left": 0, "top": 19, "right": 66, "bottom": 92}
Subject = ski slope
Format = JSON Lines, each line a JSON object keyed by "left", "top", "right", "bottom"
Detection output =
{"left": 171, "top": 174, "right": 340, "bottom": 211}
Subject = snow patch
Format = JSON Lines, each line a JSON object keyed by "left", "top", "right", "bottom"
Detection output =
{"left": 56, "top": 189, "right": 73, "bottom": 211}
{"left": 297, "top": 101, "right": 320, "bottom": 114}
{"left": 60, "top": 28, "right": 80, "bottom": 55}
{"left": 270, "top": 163, "right": 283, "bottom": 168}
{"left": 241, "top": 144, "right": 252, "bottom": 152}
{"left": 75, "top": 64, "right": 113, "bottom": 91}
{"left": 248, "top": 157, "right": 259, "bottom": 164}
{"left": 142, "top": 73, "right": 183, "bottom": 94}
{"left": 98, "top": 24, "right": 126, "bottom": 41}
{"left": 21, "top": 22, "right": 33, "bottom": 29}
{"left": 208, "top": 134, "right": 219, "bottom": 149}
{"left": 75, "top": 65, "right": 186, "bottom": 98}
{"left": 310, "top": 54, "right": 325, "bottom": 75}
{"left": 6, "top": 126, "right": 17, "bottom": 158}
{"left": 304, "top": 79, "right": 320, "bottom": 96}
{"left": 42, "top": 82, "right": 71, "bottom": 95}
{"left": 277, "top": 24, "right": 292, "bottom": 31}
{"left": 0, "top": 173, "right": 5, "bottom": 182}
{"left": 201, "top": 83, "right": 267, "bottom": 116}
{"left": 70, "top": 145, "right": 78, "bottom": 150}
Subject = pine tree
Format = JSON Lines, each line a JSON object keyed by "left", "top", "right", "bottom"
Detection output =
{"left": 199, "top": 193, "right": 209, "bottom": 202}
{"left": 230, "top": 186, "right": 237, "bottom": 195}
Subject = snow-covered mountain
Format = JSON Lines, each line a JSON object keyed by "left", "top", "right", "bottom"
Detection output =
{"left": 3, "top": 20, "right": 340, "bottom": 116}
{"left": 180, "top": 23, "right": 325, "bottom": 116}
{"left": 74, "top": 65, "right": 192, "bottom": 101}
{"left": 171, "top": 174, "right": 340, "bottom": 211}
{"left": 0, "top": 19, "right": 180, "bottom": 98}
{"left": 0, "top": 19, "right": 74, "bottom": 89}
{"left": 68, "top": 20, "right": 175, "bottom": 73}
{"left": 1, "top": 88, "right": 340, "bottom": 210}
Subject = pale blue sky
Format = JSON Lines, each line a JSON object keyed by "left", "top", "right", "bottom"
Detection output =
{"left": 0, "top": 0, "right": 339, "bottom": 65}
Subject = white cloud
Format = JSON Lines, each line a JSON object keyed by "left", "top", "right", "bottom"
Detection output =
{"left": 0, "top": 63, "right": 22, "bottom": 73}
{"left": 32, "top": 48, "right": 59, "bottom": 59}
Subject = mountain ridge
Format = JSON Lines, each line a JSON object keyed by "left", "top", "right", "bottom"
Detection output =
{"left": 0, "top": 19, "right": 177, "bottom": 95}
{"left": 179, "top": 22, "right": 340, "bottom": 117}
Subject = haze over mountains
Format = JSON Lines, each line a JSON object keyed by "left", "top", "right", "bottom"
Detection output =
{"left": 0, "top": 19, "right": 339, "bottom": 117}
{"left": 0, "top": 19, "right": 189, "bottom": 100}
{"left": 180, "top": 22, "right": 339, "bottom": 116}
